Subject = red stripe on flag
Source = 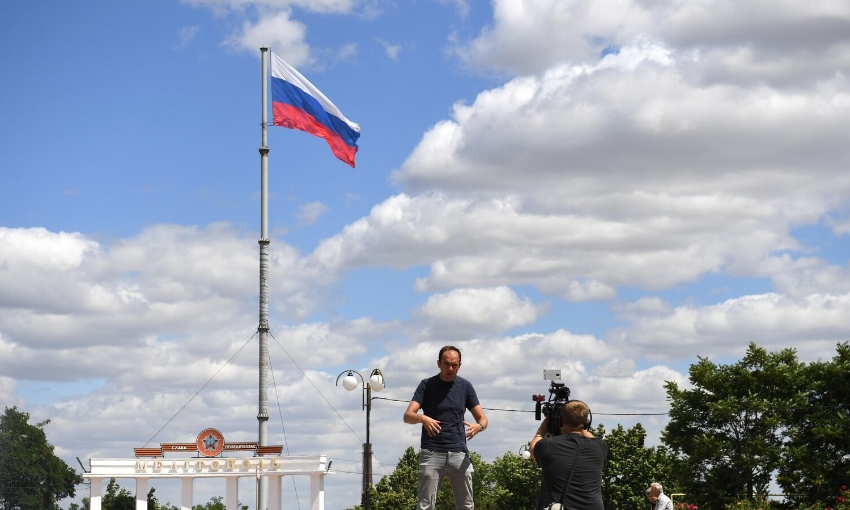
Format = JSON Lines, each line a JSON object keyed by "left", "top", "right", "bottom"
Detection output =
{"left": 272, "top": 102, "right": 358, "bottom": 167}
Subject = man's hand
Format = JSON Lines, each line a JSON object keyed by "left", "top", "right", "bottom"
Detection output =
{"left": 464, "top": 421, "right": 484, "bottom": 440}
{"left": 421, "top": 415, "right": 442, "bottom": 437}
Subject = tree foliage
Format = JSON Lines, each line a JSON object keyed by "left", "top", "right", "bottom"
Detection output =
{"left": 364, "top": 447, "right": 496, "bottom": 510}
{"left": 362, "top": 422, "right": 671, "bottom": 510}
{"left": 662, "top": 343, "right": 805, "bottom": 508}
{"left": 779, "top": 342, "right": 850, "bottom": 505}
{"left": 192, "top": 495, "right": 247, "bottom": 510}
{"left": 66, "top": 489, "right": 231, "bottom": 510}
{"left": 367, "top": 446, "right": 420, "bottom": 510}
{"left": 487, "top": 451, "right": 540, "bottom": 510}
{"left": 0, "top": 406, "right": 82, "bottom": 510}
{"left": 596, "top": 422, "right": 675, "bottom": 510}
{"left": 100, "top": 479, "right": 135, "bottom": 510}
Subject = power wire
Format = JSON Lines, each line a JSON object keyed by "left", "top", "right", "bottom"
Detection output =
{"left": 142, "top": 331, "right": 256, "bottom": 447}
{"left": 371, "top": 397, "right": 669, "bottom": 416}
{"left": 270, "top": 355, "right": 301, "bottom": 510}
{"left": 267, "top": 331, "right": 392, "bottom": 477}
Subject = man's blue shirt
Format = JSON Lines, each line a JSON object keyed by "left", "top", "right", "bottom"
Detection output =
{"left": 412, "top": 375, "right": 480, "bottom": 452}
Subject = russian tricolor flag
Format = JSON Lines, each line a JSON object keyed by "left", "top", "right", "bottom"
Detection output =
{"left": 271, "top": 52, "right": 360, "bottom": 167}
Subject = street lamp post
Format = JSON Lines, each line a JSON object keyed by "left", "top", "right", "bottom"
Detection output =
{"left": 336, "top": 368, "right": 386, "bottom": 510}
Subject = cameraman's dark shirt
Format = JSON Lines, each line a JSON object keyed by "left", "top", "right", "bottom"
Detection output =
{"left": 411, "top": 375, "right": 480, "bottom": 452}
{"left": 534, "top": 434, "right": 608, "bottom": 510}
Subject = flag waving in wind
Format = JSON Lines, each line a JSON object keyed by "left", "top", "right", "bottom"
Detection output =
{"left": 270, "top": 52, "right": 361, "bottom": 167}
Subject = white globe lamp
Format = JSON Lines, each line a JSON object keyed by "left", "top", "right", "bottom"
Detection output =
{"left": 342, "top": 374, "right": 358, "bottom": 391}
{"left": 369, "top": 373, "right": 384, "bottom": 392}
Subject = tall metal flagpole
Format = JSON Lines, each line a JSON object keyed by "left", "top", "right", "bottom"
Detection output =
{"left": 257, "top": 46, "right": 270, "bottom": 510}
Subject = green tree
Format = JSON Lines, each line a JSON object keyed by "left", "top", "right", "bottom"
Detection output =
{"left": 364, "top": 447, "right": 496, "bottom": 510}
{"left": 146, "top": 486, "right": 179, "bottom": 510}
{"left": 779, "top": 342, "right": 850, "bottom": 506}
{"left": 662, "top": 343, "right": 804, "bottom": 509}
{"left": 368, "top": 446, "right": 420, "bottom": 510}
{"left": 454, "top": 451, "right": 494, "bottom": 510}
{"left": 0, "top": 406, "right": 83, "bottom": 510}
{"left": 192, "top": 495, "right": 247, "bottom": 510}
{"left": 101, "top": 479, "right": 134, "bottom": 510}
{"left": 488, "top": 451, "right": 540, "bottom": 510}
{"left": 597, "top": 422, "right": 676, "bottom": 510}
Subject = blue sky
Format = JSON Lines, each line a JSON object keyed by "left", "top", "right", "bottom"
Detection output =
{"left": 2, "top": 0, "right": 850, "bottom": 508}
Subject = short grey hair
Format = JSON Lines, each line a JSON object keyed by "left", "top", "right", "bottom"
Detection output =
{"left": 651, "top": 482, "right": 663, "bottom": 493}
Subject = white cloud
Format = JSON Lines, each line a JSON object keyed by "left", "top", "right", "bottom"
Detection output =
{"left": 0, "top": 374, "right": 21, "bottom": 408}
{"left": 436, "top": 0, "right": 470, "bottom": 18}
{"left": 178, "top": 25, "right": 201, "bottom": 47}
{"left": 377, "top": 38, "right": 401, "bottom": 62}
{"left": 189, "top": 0, "right": 359, "bottom": 66}
{"left": 453, "top": 0, "right": 850, "bottom": 83}
{"left": 612, "top": 292, "right": 850, "bottom": 361}
{"left": 452, "top": 0, "right": 652, "bottom": 75}
{"left": 224, "top": 10, "right": 312, "bottom": 66}
{"left": 396, "top": 44, "right": 850, "bottom": 197}
{"left": 9, "top": 2, "right": 850, "bottom": 507}
{"left": 298, "top": 201, "right": 330, "bottom": 226}
{"left": 766, "top": 257, "right": 850, "bottom": 297}
{"left": 332, "top": 42, "right": 359, "bottom": 65}
{"left": 416, "top": 286, "right": 546, "bottom": 337}
{"left": 827, "top": 213, "right": 850, "bottom": 235}
{"left": 183, "top": 0, "right": 354, "bottom": 15}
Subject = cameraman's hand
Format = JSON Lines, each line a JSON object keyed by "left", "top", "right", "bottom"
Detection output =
{"left": 421, "top": 416, "right": 442, "bottom": 437}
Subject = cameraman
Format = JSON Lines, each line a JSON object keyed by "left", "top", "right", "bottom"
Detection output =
{"left": 530, "top": 401, "right": 608, "bottom": 510}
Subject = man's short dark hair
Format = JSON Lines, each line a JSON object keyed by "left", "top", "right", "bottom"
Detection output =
{"left": 438, "top": 345, "right": 462, "bottom": 363}
{"left": 560, "top": 400, "right": 589, "bottom": 428}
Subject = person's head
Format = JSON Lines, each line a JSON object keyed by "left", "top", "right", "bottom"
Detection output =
{"left": 646, "top": 487, "right": 653, "bottom": 501}
{"left": 437, "top": 346, "right": 462, "bottom": 382}
{"left": 650, "top": 483, "right": 663, "bottom": 500}
{"left": 559, "top": 400, "right": 590, "bottom": 430}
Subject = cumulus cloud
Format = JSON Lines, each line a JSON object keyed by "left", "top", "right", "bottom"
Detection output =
{"left": 453, "top": 0, "right": 850, "bottom": 83}
{"left": 189, "top": 0, "right": 359, "bottom": 67}
{"left": 416, "top": 286, "right": 546, "bottom": 337}
{"left": 611, "top": 292, "right": 850, "bottom": 361}
{"left": 224, "top": 10, "right": 312, "bottom": 65}
{"left": 396, "top": 43, "right": 850, "bottom": 196}
{"left": 9, "top": 1, "right": 850, "bottom": 507}
{"left": 767, "top": 257, "right": 850, "bottom": 297}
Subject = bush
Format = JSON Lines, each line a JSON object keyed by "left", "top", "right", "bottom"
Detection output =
{"left": 725, "top": 485, "right": 850, "bottom": 510}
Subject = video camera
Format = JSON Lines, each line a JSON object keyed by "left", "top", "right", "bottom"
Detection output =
{"left": 532, "top": 369, "right": 590, "bottom": 436}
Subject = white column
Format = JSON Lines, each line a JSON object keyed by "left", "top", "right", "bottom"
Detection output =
{"left": 268, "top": 475, "right": 283, "bottom": 510}
{"left": 309, "top": 473, "right": 325, "bottom": 510}
{"left": 136, "top": 477, "right": 149, "bottom": 510}
{"left": 89, "top": 477, "right": 104, "bottom": 510}
{"left": 225, "top": 477, "right": 239, "bottom": 510}
{"left": 181, "top": 477, "right": 194, "bottom": 510}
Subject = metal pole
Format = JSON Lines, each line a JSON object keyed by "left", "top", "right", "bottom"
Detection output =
{"left": 364, "top": 385, "right": 372, "bottom": 510}
{"left": 257, "top": 45, "right": 270, "bottom": 510}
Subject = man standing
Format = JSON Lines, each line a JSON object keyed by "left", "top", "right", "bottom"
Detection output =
{"left": 530, "top": 401, "right": 608, "bottom": 510}
{"left": 404, "top": 346, "right": 489, "bottom": 510}
{"left": 649, "top": 483, "right": 673, "bottom": 510}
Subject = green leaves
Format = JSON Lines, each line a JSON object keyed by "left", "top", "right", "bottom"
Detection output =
{"left": 778, "top": 342, "right": 850, "bottom": 506}
{"left": 598, "top": 423, "right": 676, "bottom": 510}
{"left": 661, "top": 342, "right": 850, "bottom": 508}
{"left": 0, "top": 406, "right": 82, "bottom": 510}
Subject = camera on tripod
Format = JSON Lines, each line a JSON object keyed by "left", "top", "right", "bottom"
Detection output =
{"left": 532, "top": 369, "right": 573, "bottom": 436}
